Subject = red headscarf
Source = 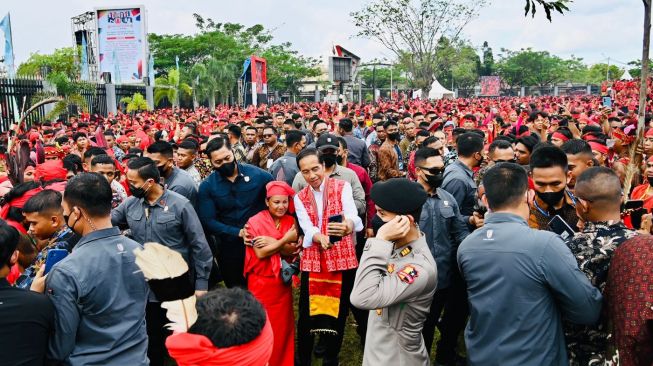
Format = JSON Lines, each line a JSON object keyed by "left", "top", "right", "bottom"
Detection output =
{"left": 0, "top": 187, "right": 44, "bottom": 220}
{"left": 588, "top": 141, "right": 609, "bottom": 155}
{"left": 35, "top": 160, "right": 68, "bottom": 182}
{"left": 166, "top": 316, "right": 274, "bottom": 366}
{"left": 266, "top": 181, "right": 295, "bottom": 213}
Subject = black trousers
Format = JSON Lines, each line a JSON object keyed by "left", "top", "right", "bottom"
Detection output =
{"left": 146, "top": 302, "right": 172, "bottom": 366}
{"left": 216, "top": 239, "right": 246, "bottom": 288}
{"left": 297, "top": 268, "right": 356, "bottom": 366}
{"left": 434, "top": 270, "right": 469, "bottom": 364}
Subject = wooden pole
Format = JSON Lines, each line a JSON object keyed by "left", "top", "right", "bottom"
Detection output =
{"left": 624, "top": 0, "right": 651, "bottom": 194}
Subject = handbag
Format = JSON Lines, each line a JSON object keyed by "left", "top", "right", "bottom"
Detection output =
{"left": 281, "top": 258, "right": 300, "bottom": 285}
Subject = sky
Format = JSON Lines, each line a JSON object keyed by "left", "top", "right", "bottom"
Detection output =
{"left": 1, "top": 0, "right": 644, "bottom": 69}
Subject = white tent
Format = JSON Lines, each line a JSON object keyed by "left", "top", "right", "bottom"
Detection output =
{"left": 428, "top": 78, "right": 455, "bottom": 99}
{"left": 620, "top": 69, "right": 634, "bottom": 81}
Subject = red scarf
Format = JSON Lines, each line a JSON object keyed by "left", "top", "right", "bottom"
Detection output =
{"left": 166, "top": 316, "right": 274, "bottom": 366}
{"left": 244, "top": 210, "right": 294, "bottom": 278}
{"left": 0, "top": 187, "right": 43, "bottom": 220}
{"left": 297, "top": 178, "right": 357, "bottom": 273}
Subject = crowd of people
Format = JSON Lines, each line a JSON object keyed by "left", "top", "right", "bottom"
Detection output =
{"left": 0, "top": 77, "right": 652, "bottom": 366}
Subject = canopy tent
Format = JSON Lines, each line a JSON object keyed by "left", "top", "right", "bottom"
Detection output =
{"left": 428, "top": 78, "right": 454, "bottom": 99}
{"left": 620, "top": 69, "right": 634, "bottom": 81}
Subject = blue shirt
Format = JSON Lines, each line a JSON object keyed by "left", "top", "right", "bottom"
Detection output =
{"left": 198, "top": 163, "right": 272, "bottom": 239}
{"left": 45, "top": 227, "right": 149, "bottom": 366}
{"left": 442, "top": 160, "right": 477, "bottom": 229}
{"left": 457, "top": 213, "right": 603, "bottom": 366}
{"left": 165, "top": 167, "right": 198, "bottom": 206}
{"left": 419, "top": 188, "right": 469, "bottom": 289}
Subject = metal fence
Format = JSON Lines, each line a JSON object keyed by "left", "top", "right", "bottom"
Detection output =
{"left": 0, "top": 77, "right": 46, "bottom": 131}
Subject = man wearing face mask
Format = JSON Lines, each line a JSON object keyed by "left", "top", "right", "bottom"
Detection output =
{"left": 528, "top": 145, "right": 579, "bottom": 231}
{"left": 414, "top": 147, "right": 469, "bottom": 363}
{"left": 198, "top": 137, "right": 272, "bottom": 288}
{"left": 439, "top": 132, "right": 485, "bottom": 366}
{"left": 292, "top": 134, "right": 366, "bottom": 216}
{"left": 377, "top": 120, "right": 405, "bottom": 181}
{"left": 562, "top": 167, "right": 637, "bottom": 365}
{"left": 147, "top": 141, "right": 197, "bottom": 206}
{"left": 111, "top": 157, "right": 213, "bottom": 366}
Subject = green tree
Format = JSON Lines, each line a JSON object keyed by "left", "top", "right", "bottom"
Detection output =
{"left": 585, "top": 63, "right": 624, "bottom": 84}
{"left": 351, "top": 0, "right": 488, "bottom": 95}
{"left": 154, "top": 69, "right": 191, "bottom": 107}
{"left": 496, "top": 48, "right": 570, "bottom": 88}
{"left": 523, "top": 0, "right": 572, "bottom": 21}
{"left": 452, "top": 45, "right": 481, "bottom": 93}
{"left": 626, "top": 59, "right": 653, "bottom": 78}
{"left": 17, "top": 47, "right": 79, "bottom": 79}
{"left": 262, "top": 43, "right": 321, "bottom": 99}
{"left": 120, "top": 93, "right": 149, "bottom": 113}
{"left": 481, "top": 41, "right": 495, "bottom": 76}
{"left": 358, "top": 62, "right": 407, "bottom": 89}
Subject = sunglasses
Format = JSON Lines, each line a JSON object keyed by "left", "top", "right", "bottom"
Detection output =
{"left": 263, "top": 134, "right": 275, "bottom": 138}
{"left": 417, "top": 166, "right": 444, "bottom": 175}
{"left": 494, "top": 158, "right": 517, "bottom": 163}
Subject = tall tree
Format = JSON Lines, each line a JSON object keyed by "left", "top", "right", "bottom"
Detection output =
{"left": 17, "top": 47, "right": 79, "bottom": 79}
{"left": 351, "top": 0, "right": 488, "bottom": 95}
{"left": 523, "top": 0, "right": 572, "bottom": 21}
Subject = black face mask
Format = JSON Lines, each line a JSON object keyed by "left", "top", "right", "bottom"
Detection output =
{"left": 321, "top": 154, "right": 338, "bottom": 168}
{"left": 129, "top": 181, "right": 151, "bottom": 199}
{"left": 388, "top": 132, "right": 401, "bottom": 141}
{"left": 371, "top": 215, "right": 386, "bottom": 236}
{"left": 648, "top": 176, "right": 653, "bottom": 185}
{"left": 536, "top": 189, "right": 566, "bottom": 207}
{"left": 336, "top": 155, "right": 343, "bottom": 165}
{"left": 63, "top": 211, "right": 81, "bottom": 234}
{"left": 423, "top": 172, "right": 444, "bottom": 189}
{"left": 158, "top": 164, "right": 170, "bottom": 178}
{"left": 216, "top": 160, "right": 237, "bottom": 177}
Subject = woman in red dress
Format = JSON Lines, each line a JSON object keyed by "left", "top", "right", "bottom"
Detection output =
{"left": 244, "top": 181, "right": 300, "bottom": 366}
{"left": 630, "top": 156, "right": 653, "bottom": 212}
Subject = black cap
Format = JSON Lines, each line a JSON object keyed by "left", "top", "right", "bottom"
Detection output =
{"left": 371, "top": 178, "right": 428, "bottom": 215}
{"left": 315, "top": 133, "right": 339, "bottom": 150}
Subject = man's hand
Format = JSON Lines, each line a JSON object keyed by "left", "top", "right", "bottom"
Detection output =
{"left": 366, "top": 228, "right": 375, "bottom": 238}
{"left": 639, "top": 213, "right": 653, "bottom": 235}
{"left": 195, "top": 290, "right": 208, "bottom": 297}
{"left": 469, "top": 212, "right": 485, "bottom": 228}
{"left": 327, "top": 219, "right": 352, "bottom": 237}
{"left": 30, "top": 266, "right": 47, "bottom": 294}
{"left": 280, "top": 241, "right": 302, "bottom": 257}
{"left": 240, "top": 224, "right": 253, "bottom": 242}
{"left": 314, "top": 233, "right": 332, "bottom": 250}
{"left": 376, "top": 215, "right": 411, "bottom": 242}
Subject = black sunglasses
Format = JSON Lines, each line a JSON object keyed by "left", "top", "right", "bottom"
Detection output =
{"left": 417, "top": 166, "right": 444, "bottom": 175}
{"left": 494, "top": 158, "right": 517, "bottom": 163}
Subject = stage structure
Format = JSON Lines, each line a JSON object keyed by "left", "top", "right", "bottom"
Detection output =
{"left": 71, "top": 11, "right": 99, "bottom": 81}
{"left": 329, "top": 44, "right": 360, "bottom": 101}
{"left": 239, "top": 55, "right": 268, "bottom": 107}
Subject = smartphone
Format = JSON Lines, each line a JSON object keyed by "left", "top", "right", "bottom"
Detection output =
{"left": 327, "top": 214, "right": 343, "bottom": 244}
{"left": 602, "top": 96, "right": 612, "bottom": 108}
{"left": 548, "top": 215, "right": 576, "bottom": 240}
{"left": 44, "top": 249, "right": 68, "bottom": 275}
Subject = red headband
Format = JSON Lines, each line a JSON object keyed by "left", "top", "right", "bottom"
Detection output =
{"left": 588, "top": 141, "right": 609, "bottom": 155}
{"left": 166, "top": 315, "right": 274, "bottom": 366}
{"left": 0, "top": 187, "right": 44, "bottom": 219}
{"left": 551, "top": 132, "right": 570, "bottom": 142}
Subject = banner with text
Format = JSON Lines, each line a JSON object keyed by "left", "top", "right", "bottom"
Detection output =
{"left": 96, "top": 7, "right": 147, "bottom": 84}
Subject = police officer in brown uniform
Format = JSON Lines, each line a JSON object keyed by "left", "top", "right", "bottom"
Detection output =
{"left": 350, "top": 178, "right": 437, "bottom": 366}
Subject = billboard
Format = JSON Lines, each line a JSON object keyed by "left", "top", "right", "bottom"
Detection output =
{"left": 96, "top": 7, "right": 147, "bottom": 84}
{"left": 480, "top": 76, "right": 501, "bottom": 96}
{"left": 240, "top": 56, "right": 268, "bottom": 106}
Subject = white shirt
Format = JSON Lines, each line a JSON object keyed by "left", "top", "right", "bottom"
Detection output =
{"left": 294, "top": 179, "right": 363, "bottom": 248}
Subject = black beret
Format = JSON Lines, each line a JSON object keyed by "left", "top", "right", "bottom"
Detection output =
{"left": 371, "top": 178, "right": 428, "bottom": 215}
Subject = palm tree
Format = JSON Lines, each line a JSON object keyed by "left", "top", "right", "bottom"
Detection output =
{"left": 206, "top": 58, "right": 237, "bottom": 105}
{"left": 154, "top": 69, "right": 191, "bottom": 108}
{"left": 190, "top": 63, "right": 217, "bottom": 110}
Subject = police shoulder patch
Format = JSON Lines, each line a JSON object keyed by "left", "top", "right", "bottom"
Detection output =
{"left": 399, "top": 246, "right": 412, "bottom": 257}
{"left": 397, "top": 264, "right": 419, "bottom": 284}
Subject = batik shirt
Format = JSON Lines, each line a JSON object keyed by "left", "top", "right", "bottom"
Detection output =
{"left": 16, "top": 227, "right": 75, "bottom": 289}
{"left": 563, "top": 221, "right": 637, "bottom": 366}
{"left": 443, "top": 148, "right": 458, "bottom": 168}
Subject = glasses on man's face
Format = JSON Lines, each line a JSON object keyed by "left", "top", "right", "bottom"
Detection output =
{"left": 263, "top": 134, "right": 274, "bottom": 138}
{"left": 494, "top": 158, "right": 517, "bottom": 163}
{"left": 418, "top": 166, "right": 444, "bottom": 175}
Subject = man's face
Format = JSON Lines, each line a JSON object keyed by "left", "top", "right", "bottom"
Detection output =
{"left": 299, "top": 154, "right": 325, "bottom": 190}
{"left": 24, "top": 211, "right": 59, "bottom": 241}
{"left": 176, "top": 148, "right": 196, "bottom": 169}
{"left": 376, "top": 126, "right": 387, "bottom": 142}
{"left": 490, "top": 147, "right": 515, "bottom": 163}
{"left": 244, "top": 129, "right": 257, "bottom": 145}
{"left": 644, "top": 135, "right": 653, "bottom": 155}
{"left": 462, "top": 119, "right": 476, "bottom": 129}
{"left": 646, "top": 160, "right": 653, "bottom": 178}
{"left": 314, "top": 123, "right": 328, "bottom": 137}
{"left": 405, "top": 122, "right": 416, "bottom": 138}
{"left": 263, "top": 128, "right": 278, "bottom": 146}
{"left": 415, "top": 155, "right": 445, "bottom": 186}
{"left": 385, "top": 124, "right": 399, "bottom": 137}
{"left": 148, "top": 152, "right": 172, "bottom": 177}
{"left": 208, "top": 146, "right": 235, "bottom": 170}
{"left": 566, "top": 153, "right": 593, "bottom": 189}
{"left": 592, "top": 150, "right": 606, "bottom": 166}
{"left": 414, "top": 115, "right": 425, "bottom": 124}
{"left": 105, "top": 135, "right": 115, "bottom": 148}
{"left": 514, "top": 143, "right": 531, "bottom": 165}
{"left": 532, "top": 166, "right": 568, "bottom": 195}
{"left": 294, "top": 136, "right": 307, "bottom": 152}
{"left": 274, "top": 115, "right": 284, "bottom": 126}
{"left": 126, "top": 168, "right": 149, "bottom": 188}
{"left": 90, "top": 163, "right": 117, "bottom": 184}
{"left": 610, "top": 120, "right": 622, "bottom": 129}
{"left": 181, "top": 126, "right": 193, "bottom": 140}
{"left": 255, "top": 123, "right": 266, "bottom": 138}
{"left": 76, "top": 137, "right": 88, "bottom": 149}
